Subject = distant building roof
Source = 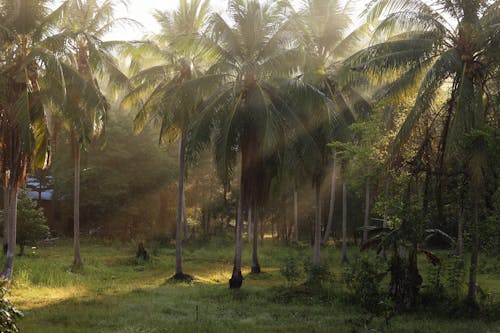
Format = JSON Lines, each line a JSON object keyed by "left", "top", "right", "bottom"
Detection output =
{"left": 26, "top": 176, "right": 54, "bottom": 201}
{"left": 27, "top": 189, "right": 54, "bottom": 201}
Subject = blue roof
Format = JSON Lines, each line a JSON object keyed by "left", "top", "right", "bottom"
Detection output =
{"left": 27, "top": 190, "right": 54, "bottom": 201}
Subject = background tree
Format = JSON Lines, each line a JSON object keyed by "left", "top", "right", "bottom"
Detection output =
{"left": 122, "top": 0, "right": 212, "bottom": 280}
{"left": 0, "top": 0, "right": 64, "bottom": 279}
{"left": 291, "top": 0, "right": 370, "bottom": 268}
{"left": 348, "top": 0, "right": 499, "bottom": 305}
{"left": 55, "top": 0, "right": 130, "bottom": 267}
{"left": 200, "top": 0, "right": 301, "bottom": 288}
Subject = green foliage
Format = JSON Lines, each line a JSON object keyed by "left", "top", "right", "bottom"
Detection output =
{"left": 17, "top": 190, "right": 50, "bottom": 254}
{"left": 280, "top": 255, "right": 302, "bottom": 285}
{"left": 342, "top": 255, "right": 389, "bottom": 313}
{"left": 0, "top": 281, "right": 22, "bottom": 333}
{"left": 0, "top": 189, "right": 49, "bottom": 255}
{"left": 444, "top": 257, "right": 466, "bottom": 300}
{"left": 304, "top": 259, "right": 333, "bottom": 285}
{"left": 51, "top": 109, "right": 176, "bottom": 239}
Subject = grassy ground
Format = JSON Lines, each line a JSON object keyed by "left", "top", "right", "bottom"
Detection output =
{"left": 4, "top": 238, "right": 500, "bottom": 333}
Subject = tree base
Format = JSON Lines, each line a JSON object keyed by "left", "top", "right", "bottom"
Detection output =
{"left": 71, "top": 261, "right": 84, "bottom": 273}
{"left": 170, "top": 272, "right": 194, "bottom": 282}
{"left": 229, "top": 270, "right": 243, "bottom": 289}
{"left": 251, "top": 264, "right": 261, "bottom": 274}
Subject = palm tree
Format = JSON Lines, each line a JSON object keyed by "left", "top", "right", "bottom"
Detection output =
{"left": 55, "top": 0, "right": 129, "bottom": 268}
{"left": 122, "top": 0, "right": 211, "bottom": 280}
{"left": 292, "top": 0, "right": 370, "bottom": 268}
{"left": 197, "top": 0, "right": 301, "bottom": 288}
{"left": 348, "top": 0, "right": 499, "bottom": 304}
{"left": 0, "top": 0, "right": 66, "bottom": 279}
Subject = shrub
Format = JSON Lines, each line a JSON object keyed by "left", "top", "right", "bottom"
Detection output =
{"left": 0, "top": 189, "right": 50, "bottom": 255}
{"left": 0, "top": 281, "right": 22, "bottom": 332}
{"left": 304, "top": 260, "right": 333, "bottom": 285}
{"left": 343, "top": 255, "right": 389, "bottom": 313}
{"left": 444, "top": 257, "right": 466, "bottom": 300}
{"left": 280, "top": 256, "right": 302, "bottom": 285}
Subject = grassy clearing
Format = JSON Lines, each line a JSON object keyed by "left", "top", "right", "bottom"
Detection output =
{"left": 4, "top": 238, "right": 500, "bottom": 333}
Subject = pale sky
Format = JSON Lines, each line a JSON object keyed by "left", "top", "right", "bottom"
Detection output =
{"left": 107, "top": 0, "right": 370, "bottom": 41}
{"left": 107, "top": 0, "right": 229, "bottom": 40}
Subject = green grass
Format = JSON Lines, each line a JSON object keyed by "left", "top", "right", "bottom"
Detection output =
{"left": 4, "top": 238, "right": 500, "bottom": 333}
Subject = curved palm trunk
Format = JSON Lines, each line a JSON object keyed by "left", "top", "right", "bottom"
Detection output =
{"left": 293, "top": 189, "right": 298, "bottom": 243}
{"left": 362, "top": 181, "right": 370, "bottom": 243}
{"left": 341, "top": 181, "right": 349, "bottom": 264}
{"left": 312, "top": 182, "right": 321, "bottom": 266}
{"left": 229, "top": 194, "right": 244, "bottom": 288}
{"left": 73, "top": 141, "right": 82, "bottom": 267}
{"left": 251, "top": 207, "right": 261, "bottom": 273}
{"left": 175, "top": 135, "right": 186, "bottom": 277}
{"left": 322, "top": 155, "right": 337, "bottom": 245}
{"left": 1, "top": 186, "right": 18, "bottom": 279}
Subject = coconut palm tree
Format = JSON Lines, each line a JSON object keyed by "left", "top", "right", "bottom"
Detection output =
{"left": 196, "top": 0, "right": 303, "bottom": 288}
{"left": 292, "top": 0, "right": 370, "bottom": 267}
{"left": 0, "top": 0, "right": 67, "bottom": 279}
{"left": 348, "top": 0, "right": 499, "bottom": 304}
{"left": 121, "top": 0, "right": 212, "bottom": 280}
{"left": 55, "top": 0, "right": 129, "bottom": 268}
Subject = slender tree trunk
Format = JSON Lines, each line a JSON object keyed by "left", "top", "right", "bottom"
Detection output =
{"left": 322, "top": 154, "right": 337, "bottom": 245}
{"left": 251, "top": 206, "right": 260, "bottom": 274}
{"left": 247, "top": 208, "right": 252, "bottom": 243}
{"left": 363, "top": 181, "right": 370, "bottom": 243}
{"left": 73, "top": 141, "right": 82, "bottom": 267}
{"left": 293, "top": 189, "right": 298, "bottom": 243}
{"left": 341, "top": 181, "right": 349, "bottom": 264}
{"left": 183, "top": 190, "right": 189, "bottom": 241}
{"left": 3, "top": 186, "right": 9, "bottom": 255}
{"left": 456, "top": 205, "right": 464, "bottom": 257}
{"left": 467, "top": 193, "right": 480, "bottom": 304}
{"left": 175, "top": 135, "right": 186, "bottom": 277}
{"left": 1, "top": 186, "right": 18, "bottom": 279}
{"left": 312, "top": 182, "right": 321, "bottom": 266}
{"left": 229, "top": 195, "right": 244, "bottom": 288}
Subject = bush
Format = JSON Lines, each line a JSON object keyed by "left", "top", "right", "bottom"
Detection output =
{"left": 444, "top": 257, "right": 466, "bottom": 300}
{"left": 343, "top": 255, "right": 389, "bottom": 313}
{"left": 0, "top": 189, "right": 50, "bottom": 255}
{"left": 280, "top": 256, "right": 302, "bottom": 285}
{"left": 304, "top": 260, "right": 333, "bottom": 285}
{"left": 0, "top": 281, "right": 22, "bottom": 332}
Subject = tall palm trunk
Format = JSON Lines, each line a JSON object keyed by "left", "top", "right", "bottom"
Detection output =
{"left": 467, "top": 193, "right": 479, "bottom": 304}
{"left": 363, "top": 180, "right": 370, "bottom": 243}
{"left": 251, "top": 206, "right": 260, "bottom": 273}
{"left": 312, "top": 181, "right": 321, "bottom": 266}
{"left": 323, "top": 153, "right": 337, "bottom": 245}
{"left": 182, "top": 190, "right": 189, "bottom": 241}
{"left": 1, "top": 186, "right": 18, "bottom": 279}
{"left": 341, "top": 181, "right": 349, "bottom": 264}
{"left": 175, "top": 135, "right": 186, "bottom": 277}
{"left": 229, "top": 195, "right": 244, "bottom": 288}
{"left": 247, "top": 208, "right": 252, "bottom": 243}
{"left": 293, "top": 189, "right": 298, "bottom": 243}
{"left": 73, "top": 139, "right": 82, "bottom": 267}
{"left": 2, "top": 186, "right": 9, "bottom": 254}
